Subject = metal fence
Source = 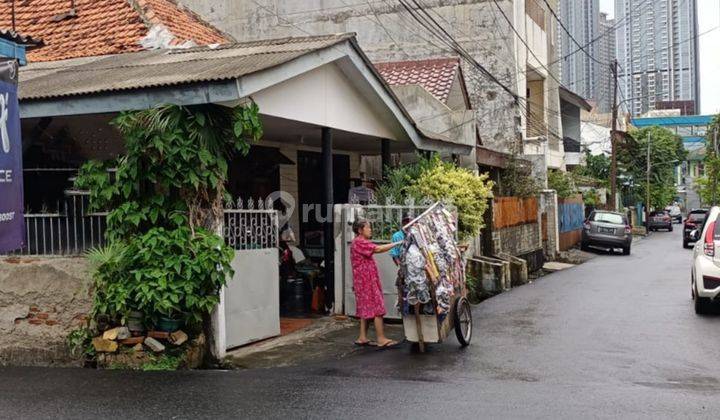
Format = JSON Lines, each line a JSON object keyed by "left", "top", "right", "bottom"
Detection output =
{"left": 5, "top": 192, "right": 107, "bottom": 256}
{"left": 223, "top": 199, "right": 279, "bottom": 250}
{"left": 493, "top": 196, "right": 539, "bottom": 229}
{"left": 5, "top": 193, "right": 280, "bottom": 255}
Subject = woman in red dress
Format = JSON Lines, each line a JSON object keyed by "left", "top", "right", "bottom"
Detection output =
{"left": 351, "top": 219, "right": 402, "bottom": 347}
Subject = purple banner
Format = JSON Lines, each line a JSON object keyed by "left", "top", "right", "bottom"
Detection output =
{"left": 0, "top": 59, "right": 24, "bottom": 253}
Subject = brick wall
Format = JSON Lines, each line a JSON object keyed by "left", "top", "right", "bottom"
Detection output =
{"left": 0, "top": 257, "right": 91, "bottom": 366}
{"left": 492, "top": 222, "right": 542, "bottom": 257}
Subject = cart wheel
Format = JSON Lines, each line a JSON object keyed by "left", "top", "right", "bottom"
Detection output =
{"left": 454, "top": 297, "right": 472, "bottom": 346}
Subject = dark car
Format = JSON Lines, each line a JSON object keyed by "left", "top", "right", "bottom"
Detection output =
{"left": 581, "top": 210, "right": 633, "bottom": 255}
{"left": 648, "top": 210, "right": 672, "bottom": 232}
{"left": 683, "top": 208, "right": 709, "bottom": 248}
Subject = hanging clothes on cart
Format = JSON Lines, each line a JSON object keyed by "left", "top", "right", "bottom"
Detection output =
{"left": 396, "top": 202, "right": 473, "bottom": 350}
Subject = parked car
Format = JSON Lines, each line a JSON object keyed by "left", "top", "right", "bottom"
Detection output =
{"left": 581, "top": 210, "right": 633, "bottom": 255}
{"left": 683, "top": 209, "right": 709, "bottom": 248}
{"left": 665, "top": 204, "right": 682, "bottom": 223}
{"left": 648, "top": 210, "right": 673, "bottom": 232}
{"left": 690, "top": 206, "right": 720, "bottom": 314}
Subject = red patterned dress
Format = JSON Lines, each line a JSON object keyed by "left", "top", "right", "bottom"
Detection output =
{"left": 350, "top": 237, "right": 387, "bottom": 319}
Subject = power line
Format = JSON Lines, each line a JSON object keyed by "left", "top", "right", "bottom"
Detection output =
{"left": 549, "top": 0, "right": 654, "bottom": 67}
{"left": 541, "top": 0, "right": 607, "bottom": 66}
{"left": 490, "top": 0, "right": 564, "bottom": 88}
{"left": 397, "top": 0, "right": 520, "bottom": 101}
{"left": 395, "top": 0, "right": 566, "bottom": 145}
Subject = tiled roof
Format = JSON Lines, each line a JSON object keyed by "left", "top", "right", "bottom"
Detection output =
{"left": 0, "top": 0, "right": 230, "bottom": 62}
{"left": 374, "top": 58, "right": 461, "bottom": 104}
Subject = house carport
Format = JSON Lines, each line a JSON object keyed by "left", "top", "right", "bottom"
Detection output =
{"left": 18, "top": 33, "right": 471, "bottom": 354}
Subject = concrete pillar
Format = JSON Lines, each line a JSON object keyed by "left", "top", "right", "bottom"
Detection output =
{"left": 381, "top": 138, "right": 391, "bottom": 179}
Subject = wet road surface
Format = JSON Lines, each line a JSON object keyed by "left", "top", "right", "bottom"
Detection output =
{"left": 3, "top": 228, "right": 720, "bottom": 419}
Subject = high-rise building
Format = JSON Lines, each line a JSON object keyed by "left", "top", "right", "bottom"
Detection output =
{"left": 558, "top": 0, "right": 599, "bottom": 103}
{"left": 615, "top": 0, "right": 699, "bottom": 116}
{"left": 557, "top": 1, "right": 615, "bottom": 112}
{"left": 596, "top": 12, "right": 616, "bottom": 113}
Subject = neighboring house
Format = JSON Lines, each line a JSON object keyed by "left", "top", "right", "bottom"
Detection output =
{"left": 559, "top": 86, "right": 592, "bottom": 171}
{"left": 0, "top": 0, "right": 231, "bottom": 62}
{"left": 631, "top": 113, "right": 714, "bottom": 210}
{"left": 370, "top": 57, "right": 492, "bottom": 175}
{"left": 178, "top": 0, "right": 565, "bottom": 185}
{"left": 0, "top": 29, "right": 40, "bottom": 65}
{"left": 579, "top": 121, "right": 612, "bottom": 156}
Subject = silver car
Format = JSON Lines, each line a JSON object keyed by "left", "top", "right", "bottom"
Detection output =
{"left": 581, "top": 211, "right": 633, "bottom": 255}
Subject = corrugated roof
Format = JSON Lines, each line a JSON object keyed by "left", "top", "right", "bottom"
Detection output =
{"left": 0, "top": 0, "right": 230, "bottom": 62}
{"left": 374, "top": 58, "right": 460, "bottom": 104}
{"left": 559, "top": 86, "right": 592, "bottom": 112}
{"left": 19, "top": 34, "right": 354, "bottom": 100}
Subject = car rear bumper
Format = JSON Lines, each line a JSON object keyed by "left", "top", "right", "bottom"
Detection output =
{"left": 648, "top": 221, "right": 672, "bottom": 229}
{"left": 582, "top": 231, "right": 632, "bottom": 248}
{"left": 695, "top": 257, "right": 720, "bottom": 299}
{"left": 684, "top": 229, "right": 699, "bottom": 241}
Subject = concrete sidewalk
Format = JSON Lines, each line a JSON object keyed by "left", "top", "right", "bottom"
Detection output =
{"left": 223, "top": 317, "right": 403, "bottom": 369}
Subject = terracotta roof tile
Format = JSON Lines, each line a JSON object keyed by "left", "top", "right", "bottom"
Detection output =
{"left": 374, "top": 58, "right": 460, "bottom": 104}
{"left": 136, "top": 0, "right": 228, "bottom": 46}
{"left": 0, "top": 0, "right": 231, "bottom": 62}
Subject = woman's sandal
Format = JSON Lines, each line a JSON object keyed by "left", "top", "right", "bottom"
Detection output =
{"left": 354, "top": 340, "right": 376, "bottom": 347}
{"left": 377, "top": 340, "right": 399, "bottom": 349}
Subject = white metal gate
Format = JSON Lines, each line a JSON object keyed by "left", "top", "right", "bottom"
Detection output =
{"left": 222, "top": 205, "right": 280, "bottom": 349}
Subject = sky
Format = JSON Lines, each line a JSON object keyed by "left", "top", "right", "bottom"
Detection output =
{"left": 599, "top": 0, "right": 720, "bottom": 115}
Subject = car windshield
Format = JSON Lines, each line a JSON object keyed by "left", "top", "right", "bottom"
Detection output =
{"left": 650, "top": 211, "right": 666, "bottom": 217}
{"left": 688, "top": 212, "right": 706, "bottom": 222}
{"left": 592, "top": 212, "right": 624, "bottom": 224}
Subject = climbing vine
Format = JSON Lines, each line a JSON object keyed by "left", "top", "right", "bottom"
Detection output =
{"left": 76, "top": 103, "right": 263, "bottom": 327}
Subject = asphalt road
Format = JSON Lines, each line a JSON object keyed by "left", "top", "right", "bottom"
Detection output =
{"left": 3, "top": 228, "right": 720, "bottom": 419}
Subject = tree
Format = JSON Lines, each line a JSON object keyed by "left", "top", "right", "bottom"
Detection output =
{"left": 498, "top": 154, "right": 540, "bottom": 198}
{"left": 617, "top": 126, "right": 687, "bottom": 209}
{"left": 547, "top": 169, "right": 577, "bottom": 199}
{"left": 695, "top": 114, "right": 720, "bottom": 205}
{"left": 574, "top": 151, "right": 610, "bottom": 187}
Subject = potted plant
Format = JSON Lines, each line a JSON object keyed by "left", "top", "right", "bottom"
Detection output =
{"left": 126, "top": 310, "right": 145, "bottom": 334}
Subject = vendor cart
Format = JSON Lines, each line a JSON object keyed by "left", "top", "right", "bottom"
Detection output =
{"left": 402, "top": 296, "right": 472, "bottom": 352}
{"left": 398, "top": 203, "right": 473, "bottom": 352}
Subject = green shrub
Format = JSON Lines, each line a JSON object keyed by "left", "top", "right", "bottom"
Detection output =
{"left": 547, "top": 170, "right": 577, "bottom": 199}
{"left": 89, "top": 227, "right": 233, "bottom": 326}
{"left": 407, "top": 162, "right": 493, "bottom": 241}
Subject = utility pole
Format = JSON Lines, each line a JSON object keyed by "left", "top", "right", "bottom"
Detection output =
{"left": 610, "top": 59, "right": 619, "bottom": 211}
{"left": 646, "top": 132, "right": 651, "bottom": 229}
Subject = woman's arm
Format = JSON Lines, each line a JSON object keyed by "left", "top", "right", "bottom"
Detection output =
{"left": 374, "top": 241, "right": 403, "bottom": 254}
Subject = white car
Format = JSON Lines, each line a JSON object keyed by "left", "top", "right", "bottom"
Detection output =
{"left": 665, "top": 204, "right": 682, "bottom": 223}
{"left": 690, "top": 206, "right": 720, "bottom": 314}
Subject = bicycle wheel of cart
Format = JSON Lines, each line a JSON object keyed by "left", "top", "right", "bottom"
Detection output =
{"left": 454, "top": 297, "right": 472, "bottom": 346}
